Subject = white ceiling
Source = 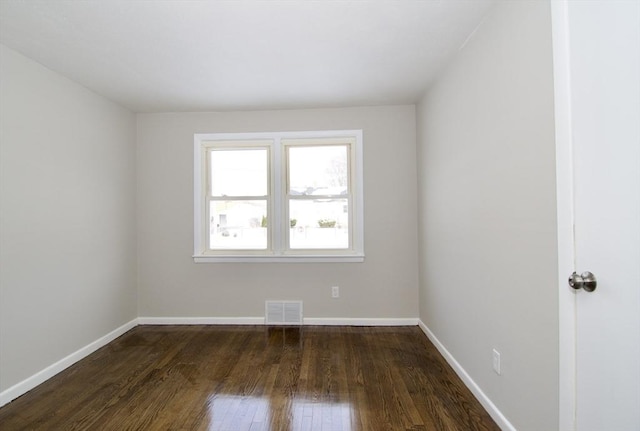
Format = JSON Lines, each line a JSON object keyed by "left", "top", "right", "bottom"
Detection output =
{"left": 0, "top": 0, "right": 494, "bottom": 113}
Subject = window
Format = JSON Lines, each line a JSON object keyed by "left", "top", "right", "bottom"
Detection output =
{"left": 194, "top": 130, "right": 364, "bottom": 262}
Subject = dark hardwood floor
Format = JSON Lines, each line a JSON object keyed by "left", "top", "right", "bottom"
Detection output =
{"left": 0, "top": 325, "right": 499, "bottom": 431}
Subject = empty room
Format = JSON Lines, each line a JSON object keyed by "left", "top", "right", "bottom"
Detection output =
{"left": 0, "top": 1, "right": 638, "bottom": 430}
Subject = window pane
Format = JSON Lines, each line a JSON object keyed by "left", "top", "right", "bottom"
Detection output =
{"left": 288, "top": 146, "right": 348, "bottom": 196}
{"left": 289, "top": 199, "right": 348, "bottom": 249}
{"left": 209, "top": 200, "right": 267, "bottom": 249}
{"left": 210, "top": 149, "right": 267, "bottom": 197}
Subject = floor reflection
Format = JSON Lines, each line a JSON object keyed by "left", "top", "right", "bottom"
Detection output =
{"left": 207, "top": 395, "right": 270, "bottom": 430}
{"left": 292, "top": 397, "right": 353, "bottom": 431}
{"left": 266, "top": 326, "right": 303, "bottom": 348}
{"left": 207, "top": 395, "right": 353, "bottom": 431}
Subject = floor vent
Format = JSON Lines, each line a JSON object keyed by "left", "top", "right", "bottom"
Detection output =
{"left": 265, "top": 301, "right": 303, "bottom": 325}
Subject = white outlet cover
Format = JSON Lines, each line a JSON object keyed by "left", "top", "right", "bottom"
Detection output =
{"left": 492, "top": 348, "right": 501, "bottom": 375}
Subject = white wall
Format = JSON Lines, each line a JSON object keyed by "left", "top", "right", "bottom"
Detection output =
{"left": 0, "top": 45, "right": 137, "bottom": 393}
{"left": 137, "top": 106, "right": 419, "bottom": 321}
{"left": 416, "top": 2, "right": 558, "bottom": 430}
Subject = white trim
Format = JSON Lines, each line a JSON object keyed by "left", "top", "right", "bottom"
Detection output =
{"left": 353, "top": 130, "right": 365, "bottom": 254}
{"left": 0, "top": 318, "right": 138, "bottom": 408}
{"left": 418, "top": 320, "right": 516, "bottom": 431}
{"left": 194, "top": 138, "right": 204, "bottom": 256}
{"left": 303, "top": 317, "right": 418, "bottom": 326}
{"left": 138, "top": 317, "right": 265, "bottom": 325}
{"left": 137, "top": 317, "right": 416, "bottom": 326}
{"left": 193, "top": 254, "right": 364, "bottom": 263}
{"left": 550, "top": 1, "right": 578, "bottom": 430}
{"left": 193, "top": 130, "right": 364, "bottom": 262}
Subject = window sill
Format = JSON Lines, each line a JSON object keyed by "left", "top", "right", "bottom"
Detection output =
{"left": 192, "top": 254, "right": 365, "bottom": 263}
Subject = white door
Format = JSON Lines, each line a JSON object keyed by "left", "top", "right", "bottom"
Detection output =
{"left": 552, "top": 1, "right": 640, "bottom": 430}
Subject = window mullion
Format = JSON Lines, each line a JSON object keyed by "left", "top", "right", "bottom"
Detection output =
{"left": 272, "top": 138, "right": 283, "bottom": 254}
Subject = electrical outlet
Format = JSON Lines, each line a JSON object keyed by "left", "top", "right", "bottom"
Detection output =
{"left": 492, "top": 349, "right": 501, "bottom": 375}
{"left": 331, "top": 286, "right": 339, "bottom": 298}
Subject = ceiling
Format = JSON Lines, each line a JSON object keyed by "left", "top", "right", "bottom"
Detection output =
{"left": 0, "top": 0, "right": 495, "bottom": 113}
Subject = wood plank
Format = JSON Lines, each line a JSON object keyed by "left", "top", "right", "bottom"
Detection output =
{"left": 0, "top": 326, "right": 499, "bottom": 430}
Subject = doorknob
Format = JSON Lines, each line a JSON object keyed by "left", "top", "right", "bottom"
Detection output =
{"left": 568, "top": 271, "right": 597, "bottom": 292}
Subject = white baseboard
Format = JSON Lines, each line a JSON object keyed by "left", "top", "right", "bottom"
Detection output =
{"left": 304, "top": 317, "right": 419, "bottom": 326}
{"left": 138, "top": 316, "right": 418, "bottom": 326}
{"left": 0, "top": 318, "right": 138, "bottom": 408}
{"left": 138, "top": 317, "right": 265, "bottom": 325}
{"left": 417, "top": 320, "right": 516, "bottom": 431}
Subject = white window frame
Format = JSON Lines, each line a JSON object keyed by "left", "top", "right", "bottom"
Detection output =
{"left": 193, "top": 130, "right": 364, "bottom": 263}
